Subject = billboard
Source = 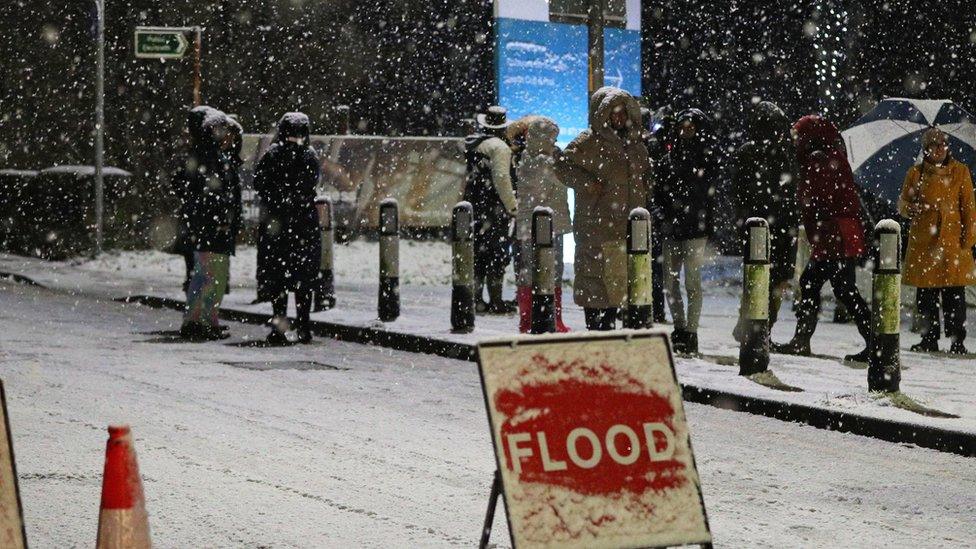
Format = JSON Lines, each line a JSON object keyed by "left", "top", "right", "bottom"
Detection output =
{"left": 241, "top": 134, "right": 466, "bottom": 233}
{"left": 495, "top": 0, "right": 642, "bottom": 146}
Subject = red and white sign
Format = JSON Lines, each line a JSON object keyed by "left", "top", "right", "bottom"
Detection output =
{"left": 478, "top": 331, "right": 711, "bottom": 548}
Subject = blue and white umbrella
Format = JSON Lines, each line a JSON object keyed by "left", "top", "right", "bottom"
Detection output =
{"left": 842, "top": 97, "right": 976, "bottom": 209}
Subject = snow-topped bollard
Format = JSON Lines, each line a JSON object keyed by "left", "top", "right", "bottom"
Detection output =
{"left": 451, "top": 202, "right": 475, "bottom": 333}
{"left": 739, "top": 217, "right": 771, "bottom": 376}
{"left": 869, "top": 219, "right": 901, "bottom": 392}
{"left": 624, "top": 207, "right": 653, "bottom": 329}
{"left": 313, "top": 196, "right": 336, "bottom": 312}
{"left": 530, "top": 207, "right": 556, "bottom": 334}
{"left": 378, "top": 199, "right": 399, "bottom": 322}
{"left": 337, "top": 105, "right": 351, "bottom": 135}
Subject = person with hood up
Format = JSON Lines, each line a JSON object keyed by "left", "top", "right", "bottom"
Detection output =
{"left": 642, "top": 106, "right": 670, "bottom": 324}
{"left": 555, "top": 87, "right": 651, "bottom": 330}
{"left": 898, "top": 127, "right": 976, "bottom": 354}
{"left": 772, "top": 115, "right": 871, "bottom": 362}
{"left": 655, "top": 108, "right": 717, "bottom": 354}
{"left": 464, "top": 106, "right": 518, "bottom": 314}
{"left": 253, "top": 112, "right": 321, "bottom": 344}
{"left": 177, "top": 110, "right": 238, "bottom": 341}
{"left": 731, "top": 101, "right": 799, "bottom": 341}
{"left": 172, "top": 105, "right": 222, "bottom": 294}
{"left": 509, "top": 115, "right": 572, "bottom": 333}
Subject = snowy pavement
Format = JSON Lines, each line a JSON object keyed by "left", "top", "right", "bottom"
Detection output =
{"left": 0, "top": 243, "right": 973, "bottom": 443}
{"left": 1, "top": 280, "right": 974, "bottom": 547}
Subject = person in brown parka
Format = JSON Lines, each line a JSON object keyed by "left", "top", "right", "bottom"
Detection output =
{"left": 555, "top": 87, "right": 651, "bottom": 330}
{"left": 899, "top": 126, "right": 976, "bottom": 354}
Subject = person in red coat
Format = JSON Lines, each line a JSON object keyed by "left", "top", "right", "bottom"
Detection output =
{"left": 772, "top": 115, "right": 871, "bottom": 362}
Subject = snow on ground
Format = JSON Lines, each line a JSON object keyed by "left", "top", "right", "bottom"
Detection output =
{"left": 0, "top": 243, "right": 973, "bottom": 437}
{"left": 0, "top": 281, "right": 973, "bottom": 548}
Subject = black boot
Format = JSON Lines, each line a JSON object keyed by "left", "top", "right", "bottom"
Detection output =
{"left": 771, "top": 337, "right": 811, "bottom": 356}
{"left": 295, "top": 324, "right": 312, "bottom": 344}
{"left": 949, "top": 339, "right": 968, "bottom": 355}
{"left": 486, "top": 276, "right": 516, "bottom": 314}
{"left": 671, "top": 329, "right": 688, "bottom": 354}
{"left": 910, "top": 337, "right": 939, "bottom": 353}
{"left": 684, "top": 331, "right": 699, "bottom": 355}
{"left": 474, "top": 279, "right": 489, "bottom": 314}
{"left": 844, "top": 348, "right": 870, "bottom": 363}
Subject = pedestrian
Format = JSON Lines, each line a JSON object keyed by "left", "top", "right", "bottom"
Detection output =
{"left": 219, "top": 116, "right": 244, "bottom": 295}
{"left": 642, "top": 106, "right": 671, "bottom": 324}
{"left": 772, "top": 115, "right": 871, "bottom": 362}
{"left": 655, "top": 108, "right": 717, "bottom": 354}
{"left": 253, "top": 112, "right": 322, "bottom": 344}
{"left": 178, "top": 111, "right": 238, "bottom": 341}
{"left": 464, "top": 106, "right": 518, "bottom": 314}
{"left": 899, "top": 127, "right": 976, "bottom": 354}
{"left": 555, "top": 87, "right": 650, "bottom": 330}
{"left": 172, "top": 105, "right": 221, "bottom": 294}
{"left": 731, "top": 101, "right": 799, "bottom": 342}
{"left": 509, "top": 115, "right": 572, "bottom": 333}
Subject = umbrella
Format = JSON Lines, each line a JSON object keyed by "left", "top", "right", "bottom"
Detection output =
{"left": 842, "top": 97, "right": 976, "bottom": 209}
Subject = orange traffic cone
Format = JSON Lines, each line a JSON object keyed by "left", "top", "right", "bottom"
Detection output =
{"left": 0, "top": 379, "right": 27, "bottom": 549}
{"left": 96, "top": 425, "right": 150, "bottom": 549}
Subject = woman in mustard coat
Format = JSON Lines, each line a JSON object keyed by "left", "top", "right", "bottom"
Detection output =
{"left": 899, "top": 127, "right": 976, "bottom": 354}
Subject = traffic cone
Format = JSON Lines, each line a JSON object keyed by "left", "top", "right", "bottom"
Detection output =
{"left": 96, "top": 425, "right": 150, "bottom": 549}
{"left": 0, "top": 380, "right": 26, "bottom": 549}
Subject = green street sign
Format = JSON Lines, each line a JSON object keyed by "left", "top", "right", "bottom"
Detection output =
{"left": 134, "top": 26, "right": 192, "bottom": 59}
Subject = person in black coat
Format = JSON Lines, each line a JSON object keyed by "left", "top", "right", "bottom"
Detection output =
{"left": 655, "top": 108, "right": 718, "bottom": 354}
{"left": 731, "top": 101, "right": 799, "bottom": 341}
{"left": 173, "top": 105, "right": 222, "bottom": 293}
{"left": 253, "top": 112, "right": 321, "bottom": 344}
{"left": 177, "top": 111, "right": 238, "bottom": 341}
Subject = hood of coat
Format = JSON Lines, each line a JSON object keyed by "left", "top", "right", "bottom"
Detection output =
{"left": 793, "top": 114, "right": 844, "bottom": 164}
{"left": 745, "top": 101, "right": 791, "bottom": 147}
{"left": 589, "top": 86, "right": 643, "bottom": 142}
{"left": 187, "top": 105, "right": 220, "bottom": 146}
{"left": 277, "top": 112, "right": 311, "bottom": 142}
{"left": 671, "top": 108, "right": 715, "bottom": 160}
{"left": 521, "top": 116, "right": 559, "bottom": 157}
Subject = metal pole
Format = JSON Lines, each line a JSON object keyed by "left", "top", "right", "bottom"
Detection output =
{"left": 193, "top": 27, "right": 202, "bottom": 106}
{"left": 378, "top": 199, "right": 400, "bottom": 322}
{"left": 587, "top": 0, "right": 605, "bottom": 99}
{"left": 624, "top": 207, "right": 653, "bottom": 329}
{"left": 451, "top": 202, "right": 475, "bottom": 333}
{"left": 478, "top": 471, "right": 502, "bottom": 549}
{"left": 94, "top": 0, "right": 105, "bottom": 256}
{"left": 869, "top": 219, "right": 901, "bottom": 392}
{"left": 739, "top": 217, "right": 771, "bottom": 376}
{"left": 530, "top": 207, "right": 556, "bottom": 334}
{"left": 313, "top": 197, "right": 336, "bottom": 312}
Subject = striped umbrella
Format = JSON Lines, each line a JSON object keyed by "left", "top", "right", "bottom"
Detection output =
{"left": 842, "top": 97, "right": 976, "bottom": 209}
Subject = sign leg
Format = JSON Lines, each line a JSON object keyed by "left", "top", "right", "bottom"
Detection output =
{"left": 479, "top": 471, "right": 502, "bottom": 549}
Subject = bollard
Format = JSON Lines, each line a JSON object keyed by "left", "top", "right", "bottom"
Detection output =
{"left": 869, "top": 219, "right": 901, "bottom": 392}
{"left": 451, "top": 202, "right": 475, "bottom": 333}
{"left": 624, "top": 207, "right": 654, "bottom": 329}
{"left": 530, "top": 207, "right": 556, "bottom": 334}
{"left": 313, "top": 196, "right": 336, "bottom": 312}
{"left": 378, "top": 199, "right": 400, "bottom": 322}
{"left": 739, "top": 217, "right": 771, "bottom": 376}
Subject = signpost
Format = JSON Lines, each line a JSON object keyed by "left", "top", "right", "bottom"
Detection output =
{"left": 477, "top": 331, "right": 712, "bottom": 548}
{"left": 133, "top": 26, "right": 203, "bottom": 106}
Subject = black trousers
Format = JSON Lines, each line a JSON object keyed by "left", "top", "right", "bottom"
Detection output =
{"left": 272, "top": 289, "right": 312, "bottom": 328}
{"left": 794, "top": 259, "right": 871, "bottom": 344}
{"left": 917, "top": 286, "right": 966, "bottom": 343}
{"left": 651, "top": 226, "right": 666, "bottom": 322}
{"left": 584, "top": 308, "right": 618, "bottom": 331}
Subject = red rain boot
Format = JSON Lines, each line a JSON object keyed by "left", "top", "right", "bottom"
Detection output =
{"left": 517, "top": 286, "right": 532, "bottom": 333}
{"left": 554, "top": 286, "right": 571, "bottom": 333}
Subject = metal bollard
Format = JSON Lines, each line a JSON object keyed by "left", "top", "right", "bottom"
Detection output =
{"left": 869, "top": 219, "right": 901, "bottom": 392}
{"left": 739, "top": 217, "right": 771, "bottom": 376}
{"left": 313, "top": 197, "right": 336, "bottom": 312}
{"left": 378, "top": 199, "right": 399, "bottom": 322}
{"left": 624, "top": 207, "right": 653, "bottom": 329}
{"left": 530, "top": 207, "right": 556, "bottom": 334}
{"left": 451, "top": 202, "right": 475, "bottom": 333}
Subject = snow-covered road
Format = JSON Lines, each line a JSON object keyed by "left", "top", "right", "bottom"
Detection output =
{"left": 0, "top": 280, "right": 973, "bottom": 547}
